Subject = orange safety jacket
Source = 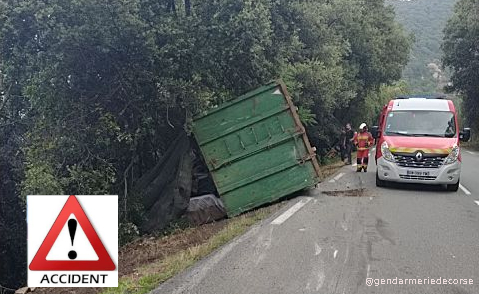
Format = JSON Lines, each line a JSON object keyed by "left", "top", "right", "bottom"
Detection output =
{"left": 353, "top": 131, "right": 374, "bottom": 151}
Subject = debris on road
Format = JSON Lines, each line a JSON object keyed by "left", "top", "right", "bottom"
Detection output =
{"left": 186, "top": 194, "right": 227, "bottom": 225}
{"left": 323, "top": 188, "right": 366, "bottom": 197}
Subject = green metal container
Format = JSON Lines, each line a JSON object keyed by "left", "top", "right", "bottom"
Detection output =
{"left": 193, "top": 80, "right": 322, "bottom": 216}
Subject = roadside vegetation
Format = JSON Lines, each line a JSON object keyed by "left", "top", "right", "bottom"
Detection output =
{"left": 441, "top": 0, "right": 479, "bottom": 141}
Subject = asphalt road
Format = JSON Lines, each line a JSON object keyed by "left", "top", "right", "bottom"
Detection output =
{"left": 152, "top": 150, "right": 479, "bottom": 294}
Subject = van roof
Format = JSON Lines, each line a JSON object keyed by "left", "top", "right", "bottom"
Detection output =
{"left": 395, "top": 94, "right": 447, "bottom": 99}
{"left": 389, "top": 98, "right": 454, "bottom": 112}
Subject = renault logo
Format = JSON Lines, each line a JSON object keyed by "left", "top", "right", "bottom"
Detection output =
{"left": 415, "top": 152, "right": 423, "bottom": 161}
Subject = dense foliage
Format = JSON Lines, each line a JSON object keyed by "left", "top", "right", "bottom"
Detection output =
{"left": 388, "top": 0, "right": 456, "bottom": 92}
{"left": 441, "top": 0, "right": 479, "bottom": 132}
{"left": 0, "top": 0, "right": 411, "bottom": 288}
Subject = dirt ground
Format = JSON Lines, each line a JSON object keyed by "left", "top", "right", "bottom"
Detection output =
{"left": 319, "top": 160, "right": 346, "bottom": 180}
{"left": 32, "top": 220, "right": 226, "bottom": 294}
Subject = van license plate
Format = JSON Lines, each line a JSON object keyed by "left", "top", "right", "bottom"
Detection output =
{"left": 407, "top": 170, "right": 430, "bottom": 176}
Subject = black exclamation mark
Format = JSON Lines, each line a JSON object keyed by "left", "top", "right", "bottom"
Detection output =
{"left": 68, "top": 219, "right": 77, "bottom": 260}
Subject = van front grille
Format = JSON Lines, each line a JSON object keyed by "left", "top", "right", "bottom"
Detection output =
{"left": 394, "top": 154, "right": 446, "bottom": 169}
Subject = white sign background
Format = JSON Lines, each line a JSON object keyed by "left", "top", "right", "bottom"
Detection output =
{"left": 27, "top": 195, "right": 118, "bottom": 287}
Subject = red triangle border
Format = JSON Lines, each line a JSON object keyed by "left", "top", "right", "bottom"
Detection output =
{"left": 29, "top": 195, "right": 116, "bottom": 271}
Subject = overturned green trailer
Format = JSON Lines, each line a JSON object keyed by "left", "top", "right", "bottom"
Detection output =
{"left": 193, "top": 81, "right": 322, "bottom": 216}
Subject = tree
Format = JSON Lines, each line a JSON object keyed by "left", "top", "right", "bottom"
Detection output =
{"left": 272, "top": 0, "right": 412, "bottom": 152}
{"left": 441, "top": 0, "right": 479, "bottom": 132}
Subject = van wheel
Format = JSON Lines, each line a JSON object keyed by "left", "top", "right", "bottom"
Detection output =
{"left": 376, "top": 171, "right": 386, "bottom": 187}
{"left": 446, "top": 180, "right": 459, "bottom": 192}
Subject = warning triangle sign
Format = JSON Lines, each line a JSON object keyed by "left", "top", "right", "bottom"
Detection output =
{"left": 29, "top": 195, "right": 116, "bottom": 271}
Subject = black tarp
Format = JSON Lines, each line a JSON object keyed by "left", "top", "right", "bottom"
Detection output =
{"left": 140, "top": 132, "right": 193, "bottom": 233}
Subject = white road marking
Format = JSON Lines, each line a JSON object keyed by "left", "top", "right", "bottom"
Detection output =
{"left": 316, "top": 272, "right": 325, "bottom": 291}
{"left": 344, "top": 248, "right": 349, "bottom": 264}
{"left": 329, "top": 172, "right": 345, "bottom": 183}
{"left": 474, "top": 200, "right": 479, "bottom": 205}
{"left": 315, "top": 243, "right": 322, "bottom": 256}
{"left": 466, "top": 150, "right": 475, "bottom": 155}
{"left": 333, "top": 250, "right": 338, "bottom": 258}
{"left": 334, "top": 172, "right": 345, "bottom": 181}
{"left": 460, "top": 184, "right": 471, "bottom": 195}
{"left": 271, "top": 197, "right": 312, "bottom": 225}
{"left": 366, "top": 264, "right": 371, "bottom": 278}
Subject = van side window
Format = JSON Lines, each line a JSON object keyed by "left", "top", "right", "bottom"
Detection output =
{"left": 445, "top": 116, "right": 456, "bottom": 137}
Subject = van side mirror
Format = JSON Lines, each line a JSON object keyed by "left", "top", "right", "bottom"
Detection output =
{"left": 371, "top": 126, "right": 379, "bottom": 138}
{"left": 460, "top": 127, "right": 471, "bottom": 142}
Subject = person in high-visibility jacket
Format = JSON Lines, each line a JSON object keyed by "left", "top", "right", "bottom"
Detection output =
{"left": 353, "top": 123, "right": 374, "bottom": 172}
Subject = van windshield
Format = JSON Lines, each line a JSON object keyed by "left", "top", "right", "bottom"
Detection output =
{"left": 384, "top": 111, "right": 456, "bottom": 138}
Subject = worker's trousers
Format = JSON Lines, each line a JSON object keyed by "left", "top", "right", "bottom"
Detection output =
{"left": 356, "top": 149, "right": 369, "bottom": 172}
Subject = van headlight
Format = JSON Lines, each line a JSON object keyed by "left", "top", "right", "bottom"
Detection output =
{"left": 381, "top": 141, "right": 395, "bottom": 162}
{"left": 443, "top": 145, "right": 460, "bottom": 165}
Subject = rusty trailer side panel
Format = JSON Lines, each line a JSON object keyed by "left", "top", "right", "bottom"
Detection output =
{"left": 193, "top": 81, "right": 321, "bottom": 216}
